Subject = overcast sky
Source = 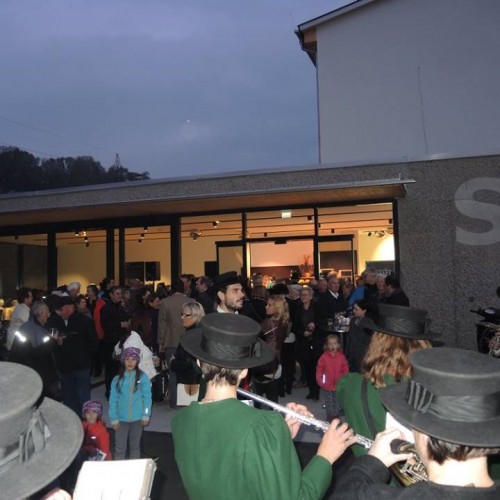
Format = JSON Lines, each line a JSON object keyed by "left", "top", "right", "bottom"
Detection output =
{"left": 0, "top": 1, "right": 350, "bottom": 179}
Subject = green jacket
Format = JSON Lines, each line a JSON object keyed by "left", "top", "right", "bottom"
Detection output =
{"left": 172, "top": 398, "right": 332, "bottom": 500}
{"left": 337, "top": 373, "right": 400, "bottom": 457}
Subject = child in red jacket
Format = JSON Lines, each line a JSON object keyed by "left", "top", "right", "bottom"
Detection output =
{"left": 316, "top": 334, "right": 349, "bottom": 422}
{"left": 82, "top": 400, "right": 112, "bottom": 460}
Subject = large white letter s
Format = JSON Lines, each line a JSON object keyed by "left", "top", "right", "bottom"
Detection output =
{"left": 455, "top": 177, "right": 500, "bottom": 246}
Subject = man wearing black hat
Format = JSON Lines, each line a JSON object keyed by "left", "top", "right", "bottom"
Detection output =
{"left": 47, "top": 295, "right": 97, "bottom": 415}
{"left": 332, "top": 347, "right": 500, "bottom": 498}
{"left": 213, "top": 271, "right": 245, "bottom": 313}
{"left": 172, "top": 313, "right": 357, "bottom": 500}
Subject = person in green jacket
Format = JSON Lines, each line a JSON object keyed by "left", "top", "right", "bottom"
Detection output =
{"left": 172, "top": 313, "right": 357, "bottom": 500}
{"left": 337, "top": 304, "right": 436, "bottom": 458}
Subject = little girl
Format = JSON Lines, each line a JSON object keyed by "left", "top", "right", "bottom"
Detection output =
{"left": 109, "top": 347, "right": 152, "bottom": 460}
{"left": 316, "top": 334, "right": 349, "bottom": 422}
{"left": 82, "top": 400, "right": 112, "bottom": 460}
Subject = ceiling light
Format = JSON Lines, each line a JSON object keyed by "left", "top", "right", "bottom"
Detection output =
{"left": 141, "top": 233, "right": 145, "bottom": 239}
{"left": 138, "top": 239, "right": 142, "bottom": 244}
{"left": 85, "top": 242, "right": 90, "bottom": 248}
{"left": 212, "top": 220, "right": 220, "bottom": 228}
{"left": 307, "top": 215, "right": 313, "bottom": 222}
{"left": 331, "top": 229, "right": 335, "bottom": 234}
{"left": 143, "top": 226, "right": 148, "bottom": 232}
{"left": 281, "top": 210, "right": 292, "bottom": 219}
{"left": 264, "top": 232, "right": 268, "bottom": 237}
{"left": 368, "top": 232, "right": 372, "bottom": 237}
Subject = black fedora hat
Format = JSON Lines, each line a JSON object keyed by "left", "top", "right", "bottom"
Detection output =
{"left": 180, "top": 313, "right": 275, "bottom": 369}
{"left": 213, "top": 271, "right": 240, "bottom": 291}
{"left": 380, "top": 348, "right": 500, "bottom": 447}
{"left": 364, "top": 304, "right": 439, "bottom": 340}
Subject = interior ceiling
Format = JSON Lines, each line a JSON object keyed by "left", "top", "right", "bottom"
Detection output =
{"left": 0, "top": 203, "right": 394, "bottom": 246}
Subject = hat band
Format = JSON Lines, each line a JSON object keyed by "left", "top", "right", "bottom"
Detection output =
{"left": 201, "top": 337, "right": 260, "bottom": 362}
{"left": 406, "top": 380, "right": 500, "bottom": 423}
{"left": 0, "top": 409, "right": 51, "bottom": 475}
{"left": 377, "top": 316, "right": 426, "bottom": 335}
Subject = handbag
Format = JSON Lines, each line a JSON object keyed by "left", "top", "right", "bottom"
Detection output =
{"left": 151, "top": 354, "right": 169, "bottom": 402}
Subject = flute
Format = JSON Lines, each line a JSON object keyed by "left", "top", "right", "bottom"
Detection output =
{"left": 236, "top": 387, "right": 372, "bottom": 449}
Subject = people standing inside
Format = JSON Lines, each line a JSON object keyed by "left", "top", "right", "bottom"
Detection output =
{"left": 100, "top": 286, "right": 130, "bottom": 399}
{"left": 171, "top": 313, "right": 357, "bottom": 500}
{"left": 158, "top": 279, "right": 194, "bottom": 408}
{"left": 348, "top": 267, "right": 379, "bottom": 307}
{"left": 67, "top": 282, "right": 81, "bottom": 301}
{"left": 316, "top": 334, "right": 349, "bottom": 422}
{"left": 109, "top": 347, "right": 152, "bottom": 460}
{"left": 6, "top": 286, "right": 33, "bottom": 350}
{"left": 9, "top": 300, "right": 61, "bottom": 400}
{"left": 293, "top": 286, "right": 320, "bottom": 399}
{"left": 86, "top": 284, "right": 99, "bottom": 316}
{"left": 213, "top": 271, "right": 245, "bottom": 313}
{"left": 332, "top": 348, "right": 500, "bottom": 499}
{"left": 337, "top": 304, "right": 435, "bottom": 459}
{"left": 47, "top": 296, "right": 97, "bottom": 415}
{"left": 146, "top": 292, "right": 161, "bottom": 352}
{"left": 253, "top": 294, "right": 290, "bottom": 404}
{"left": 81, "top": 400, "right": 112, "bottom": 460}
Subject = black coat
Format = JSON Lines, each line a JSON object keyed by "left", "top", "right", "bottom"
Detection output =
{"left": 100, "top": 300, "right": 129, "bottom": 345}
{"left": 47, "top": 311, "right": 97, "bottom": 372}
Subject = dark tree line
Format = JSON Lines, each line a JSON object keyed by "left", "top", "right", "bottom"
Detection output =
{"left": 0, "top": 147, "right": 150, "bottom": 193}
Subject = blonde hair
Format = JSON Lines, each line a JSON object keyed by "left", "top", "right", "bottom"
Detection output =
{"left": 182, "top": 301, "right": 205, "bottom": 325}
{"left": 267, "top": 295, "right": 290, "bottom": 325}
{"left": 362, "top": 331, "right": 432, "bottom": 388}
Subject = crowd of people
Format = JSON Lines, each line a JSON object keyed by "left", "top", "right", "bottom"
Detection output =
{"left": 1, "top": 268, "right": 499, "bottom": 499}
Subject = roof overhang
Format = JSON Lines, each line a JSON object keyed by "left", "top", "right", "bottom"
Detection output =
{"left": 0, "top": 177, "right": 412, "bottom": 232}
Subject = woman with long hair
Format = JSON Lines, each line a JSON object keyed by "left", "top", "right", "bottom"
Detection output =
{"left": 337, "top": 304, "right": 436, "bottom": 458}
{"left": 252, "top": 294, "right": 290, "bottom": 403}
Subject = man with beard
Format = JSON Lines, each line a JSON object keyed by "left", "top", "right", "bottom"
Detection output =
{"left": 214, "top": 271, "right": 245, "bottom": 313}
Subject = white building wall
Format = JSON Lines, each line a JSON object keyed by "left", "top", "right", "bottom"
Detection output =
{"left": 316, "top": 0, "right": 500, "bottom": 164}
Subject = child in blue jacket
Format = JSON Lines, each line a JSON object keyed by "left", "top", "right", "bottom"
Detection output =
{"left": 109, "top": 347, "right": 152, "bottom": 459}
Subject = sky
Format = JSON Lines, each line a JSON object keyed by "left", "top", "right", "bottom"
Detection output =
{"left": 0, "top": 0, "right": 350, "bottom": 179}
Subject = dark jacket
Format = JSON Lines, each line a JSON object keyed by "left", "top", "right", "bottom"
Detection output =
{"left": 10, "top": 318, "right": 60, "bottom": 397}
{"left": 100, "top": 300, "right": 129, "bottom": 345}
{"left": 385, "top": 289, "right": 410, "bottom": 307}
{"left": 47, "top": 311, "right": 97, "bottom": 372}
{"left": 316, "top": 291, "right": 347, "bottom": 325}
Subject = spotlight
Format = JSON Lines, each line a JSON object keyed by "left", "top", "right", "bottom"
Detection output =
{"left": 143, "top": 226, "right": 148, "bottom": 232}
{"left": 318, "top": 223, "right": 321, "bottom": 228}
{"left": 84, "top": 237, "right": 89, "bottom": 243}
{"left": 368, "top": 232, "right": 372, "bottom": 237}
{"left": 140, "top": 233, "right": 145, "bottom": 239}
{"left": 138, "top": 239, "right": 142, "bottom": 244}
{"left": 331, "top": 229, "right": 335, "bottom": 234}
{"left": 212, "top": 221, "right": 220, "bottom": 228}
{"left": 264, "top": 232, "right": 268, "bottom": 238}
{"left": 281, "top": 210, "right": 292, "bottom": 219}
{"left": 307, "top": 215, "right": 313, "bottom": 222}
{"left": 82, "top": 230, "right": 87, "bottom": 237}
{"left": 389, "top": 219, "right": 393, "bottom": 224}
{"left": 85, "top": 242, "right": 90, "bottom": 248}
{"left": 74, "top": 230, "right": 79, "bottom": 237}
{"left": 190, "top": 230, "right": 202, "bottom": 240}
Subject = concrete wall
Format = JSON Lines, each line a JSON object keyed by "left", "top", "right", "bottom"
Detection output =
{"left": 316, "top": 0, "right": 500, "bottom": 164}
{"left": 397, "top": 156, "right": 500, "bottom": 349}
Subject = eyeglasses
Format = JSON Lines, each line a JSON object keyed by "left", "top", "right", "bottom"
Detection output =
{"left": 181, "top": 313, "right": 192, "bottom": 317}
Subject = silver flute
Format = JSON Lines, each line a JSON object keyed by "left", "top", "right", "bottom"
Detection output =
{"left": 236, "top": 388, "right": 373, "bottom": 449}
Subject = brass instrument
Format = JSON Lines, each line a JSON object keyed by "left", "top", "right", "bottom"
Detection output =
{"left": 237, "top": 388, "right": 427, "bottom": 486}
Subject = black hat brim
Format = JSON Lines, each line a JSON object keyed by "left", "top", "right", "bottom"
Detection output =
{"left": 362, "top": 317, "right": 440, "bottom": 340}
{"left": 180, "top": 326, "right": 275, "bottom": 370}
{"left": 380, "top": 382, "right": 500, "bottom": 447}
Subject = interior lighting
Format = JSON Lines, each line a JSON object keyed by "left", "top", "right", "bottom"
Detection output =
{"left": 138, "top": 239, "right": 143, "bottom": 244}
{"left": 85, "top": 242, "right": 90, "bottom": 248}
{"left": 143, "top": 226, "right": 148, "bottom": 232}
{"left": 281, "top": 210, "right": 292, "bottom": 219}
{"left": 212, "top": 221, "right": 220, "bottom": 228}
{"left": 307, "top": 215, "right": 313, "bottom": 222}
{"left": 331, "top": 229, "right": 335, "bottom": 234}
{"left": 368, "top": 232, "right": 372, "bottom": 237}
